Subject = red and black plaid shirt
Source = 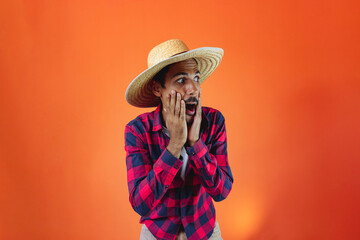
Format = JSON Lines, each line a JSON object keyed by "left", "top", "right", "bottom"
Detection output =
{"left": 125, "top": 104, "right": 233, "bottom": 240}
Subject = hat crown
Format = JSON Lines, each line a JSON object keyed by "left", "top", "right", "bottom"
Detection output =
{"left": 147, "top": 39, "right": 189, "bottom": 68}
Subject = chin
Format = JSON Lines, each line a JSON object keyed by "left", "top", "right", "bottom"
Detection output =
{"left": 186, "top": 115, "right": 194, "bottom": 124}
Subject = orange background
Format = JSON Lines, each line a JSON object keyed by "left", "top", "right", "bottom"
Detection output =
{"left": 1, "top": 1, "right": 360, "bottom": 239}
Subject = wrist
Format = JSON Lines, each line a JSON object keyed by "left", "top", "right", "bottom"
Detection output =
{"left": 188, "top": 137, "right": 199, "bottom": 147}
{"left": 167, "top": 141, "right": 183, "bottom": 158}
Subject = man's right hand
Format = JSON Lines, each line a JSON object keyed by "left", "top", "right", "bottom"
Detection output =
{"left": 163, "top": 90, "right": 187, "bottom": 158}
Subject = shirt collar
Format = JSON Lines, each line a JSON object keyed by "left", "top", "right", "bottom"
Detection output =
{"left": 152, "top": 104, "right": 164, "bottom": 132}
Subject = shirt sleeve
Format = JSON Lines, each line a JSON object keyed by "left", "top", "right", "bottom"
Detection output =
{"left": 125, "top": 123, "right": 183, "bottom": 217}
{"left": 185, "top": 111, "right": 233, "bottom": 202}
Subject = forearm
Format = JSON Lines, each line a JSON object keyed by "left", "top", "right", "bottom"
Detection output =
{"left": 127, "top": 149, "right": 182, "bottom": 216}
{"left": 186, "top": 138, "right": 233, "bottom": 201}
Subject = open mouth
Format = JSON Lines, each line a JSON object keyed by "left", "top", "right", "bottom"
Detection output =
{"left": 185, "top": 103, "right": 197, "bottom": 116}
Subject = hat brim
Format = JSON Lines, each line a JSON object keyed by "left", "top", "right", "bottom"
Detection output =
{"left": 125, "top": 47, "right": 224, "bottom": 108}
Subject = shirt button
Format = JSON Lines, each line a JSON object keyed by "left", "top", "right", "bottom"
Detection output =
{"left": 165, "top": 185, "right": 169, "bottom": 189}
{"left": 174, "top": 165, "right": 179, "bottom": 169}
{"left": 191, "top": 152, "right": 195, "bottom": 156}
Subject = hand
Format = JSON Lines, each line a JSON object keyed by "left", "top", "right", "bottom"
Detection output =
{"left": 164, "top": 90, "right": 187, "bottom": 158}
{"left": 187, "top": 90, "right": 202, "bottom": 146}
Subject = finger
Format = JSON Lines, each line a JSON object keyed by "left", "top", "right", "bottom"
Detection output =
{"left": 180, "top": 100, "right": 185, "bottom": 121}
{"left": 164, "top": 94, "right": 170, "bottom": 112}
{"left": 170, "top": 90, "right": 175, "bottom": 114}
{"left": 196, "top": 94, "right": 202, "bottom": 117}
{"left": 175, "top": 92, "right": 181, "bottom": 116}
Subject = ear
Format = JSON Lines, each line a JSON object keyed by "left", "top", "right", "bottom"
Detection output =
{"left": 152, "top": 80, "right": 162, "bottom": 97}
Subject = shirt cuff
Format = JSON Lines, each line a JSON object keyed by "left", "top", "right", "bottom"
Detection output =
{"left": 186, "top": 138, "right": 209, "bottom": 168}
{"left": 153, "top": 149, "right": 183, "bottom": 186}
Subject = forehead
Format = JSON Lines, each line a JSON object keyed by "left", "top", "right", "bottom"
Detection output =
{"left": 166, "top": 59, "right": 199, "bottom": 77}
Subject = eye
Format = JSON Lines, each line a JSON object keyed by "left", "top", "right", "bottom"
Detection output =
{"left": 176, "top": 78, "right": 185, "bottom": 84}
{"left": 194, "top": 76, "right": 200, "bottom": 82}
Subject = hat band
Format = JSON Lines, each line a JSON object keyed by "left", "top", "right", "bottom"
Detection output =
{"left": 171, "top": 51, "right": 187, "bottom": 57}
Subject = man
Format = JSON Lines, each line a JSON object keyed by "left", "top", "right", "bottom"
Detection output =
{"left": 125, "top": 39, "right": 233, "bottom": 240}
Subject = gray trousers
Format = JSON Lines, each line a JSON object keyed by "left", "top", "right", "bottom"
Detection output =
{"left": 140, "top": 221, "right": 223, "bottom": 240}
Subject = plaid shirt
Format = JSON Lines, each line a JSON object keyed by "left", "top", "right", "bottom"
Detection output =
{"left": 125, "top": 104, "right": 233, "bottom": 240}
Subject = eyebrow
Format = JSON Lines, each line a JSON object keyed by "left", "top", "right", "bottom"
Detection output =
{"left": 172, "top": 70, "right": 200, "bottom": 78}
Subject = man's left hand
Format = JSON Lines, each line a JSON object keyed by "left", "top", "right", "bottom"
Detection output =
{"left": 187, "top": 91, "right": 202, "bottom": 147}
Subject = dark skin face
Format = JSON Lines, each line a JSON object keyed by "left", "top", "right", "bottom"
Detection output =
{"left": 152, "top": 59, "right": 201, "bottom": 124}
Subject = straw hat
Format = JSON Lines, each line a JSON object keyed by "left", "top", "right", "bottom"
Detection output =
{"left": 125, "top": 39, "right": 224, "bottom": 108}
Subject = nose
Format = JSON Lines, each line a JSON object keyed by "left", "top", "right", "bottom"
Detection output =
{"left": 185, "top": 79, "right": 199, "bottom": 96}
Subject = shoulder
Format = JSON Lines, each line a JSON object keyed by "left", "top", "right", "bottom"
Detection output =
{"left": 201, "top": 106, "right": 225, "bottom": 125}
{"left": 125, "top": 110, "right": 156, "bottom": 134}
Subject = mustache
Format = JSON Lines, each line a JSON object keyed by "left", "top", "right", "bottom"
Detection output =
{"left": 184, "top": 96, "right": 198, "bottom": 104}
